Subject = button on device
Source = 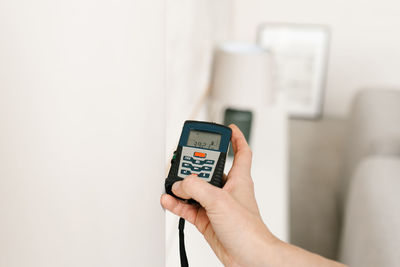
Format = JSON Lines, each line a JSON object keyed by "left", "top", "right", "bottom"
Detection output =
{"left": 182, "top": 162, "right": 192, "bottom": 168}
{"left": 199, "top": 173, "right": 210, "bottom": 178}
{"left": 183, "top": 156, "right": 192, "bottom": 161}
{"left": 171, "top": 151, "right": 177, "bottom": 164}
{"left": 202, "top": 166, "right": 212, "bottom": 171}
{"left": 193, "top": 159, "right": 203, "bottom": 165}
{"left": 181, "top": 169, "right": 191, "bottom": 175}
{"left": 192, "top": 166, "right": 202, "bottom": 172}
{"left": 204, "top": 159, "right": 215, "bottom": 165}
{"left": 194, "top": 152, "right": 206, "bottom": 158}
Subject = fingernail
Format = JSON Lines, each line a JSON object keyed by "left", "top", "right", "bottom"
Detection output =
{"left": 172, "top": 181, "right": 181, "bottom": 192}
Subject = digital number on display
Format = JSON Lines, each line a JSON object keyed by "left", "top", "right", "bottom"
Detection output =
{"left": 187, "top": 130, "right": 221, "bottom": 151}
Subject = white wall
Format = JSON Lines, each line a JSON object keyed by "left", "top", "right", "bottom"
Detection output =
{"left": 233, "top": 0, "right": 400, "bottom": 117}
{"left": 165, "top": 1, "right": 233, "bottom": 266}
{"left": 166, "top": 0, "right": 233, "bottom": 152}
{"left": 0, "top": 1, "right": 165, "bottom": 266}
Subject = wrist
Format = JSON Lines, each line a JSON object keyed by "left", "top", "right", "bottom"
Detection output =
{"left": 261, "top": 235, "right": 287, "bottom": 267}
{"left": 249, "top": 221, "right": 282, "bottom": 267}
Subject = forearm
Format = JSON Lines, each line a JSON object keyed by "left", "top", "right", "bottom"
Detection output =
{"left": 263, "top": 238, "right": 347, "bottom": 267}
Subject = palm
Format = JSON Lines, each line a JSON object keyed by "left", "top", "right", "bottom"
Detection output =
{"left": 192, "top": 207, "right": 234, "bottom": 265}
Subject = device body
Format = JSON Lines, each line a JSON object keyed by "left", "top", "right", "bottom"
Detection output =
{"left": 165, "top": 121, "right": 232, "bottom": 198}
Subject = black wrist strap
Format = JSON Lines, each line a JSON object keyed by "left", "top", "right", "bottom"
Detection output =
{"left": 179, "top": 217, "right": 189, "bottom": 267}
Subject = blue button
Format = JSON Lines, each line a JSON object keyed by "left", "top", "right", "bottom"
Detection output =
{"left": 183, "top": 156, "right": 191, "bottom": 161}
{"left": 203, "top": 166, "right": 212, "bottom": 171}
{"left": 181, "top": 169, "right": 191, "bottom": 175}
{"left": 182, "top": 162, "right": 192, "bottom": 168}
{"left": 199, "top": 173, "right": 210, "bottom": 178}
{"left": 192, "top": 166, "right": 202, "bottom": 172}
{"left": 204, "top": 160, "right": 215, "bottom": 165}
{"left": 192, "top": 159, "right": 203, "bottom": 165}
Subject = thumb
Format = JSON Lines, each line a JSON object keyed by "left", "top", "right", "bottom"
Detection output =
{"left": 172, "top": 175, "right": 227, "bottom": 209}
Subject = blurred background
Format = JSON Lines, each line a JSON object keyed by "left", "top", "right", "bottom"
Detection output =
{"left": 1, "top": 0, "right": 399, "bottom": 266}
{"left": 166, "top": 0, "right": 400, "bottom": 266}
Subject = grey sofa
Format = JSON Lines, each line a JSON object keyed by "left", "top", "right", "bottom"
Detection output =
{"left": 339, "top": 89, "right": 400, "bottom": 266}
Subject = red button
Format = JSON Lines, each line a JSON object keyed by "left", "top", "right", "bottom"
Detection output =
{"left": 194, "top": 152, "right": 206, "bottom": 158}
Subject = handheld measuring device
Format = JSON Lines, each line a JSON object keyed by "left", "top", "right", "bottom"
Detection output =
{"left": 165, "top": 120, "right": 232, "bottom": 199}
{"left": 164, "top": 120, "right": 232, "bottom": 267}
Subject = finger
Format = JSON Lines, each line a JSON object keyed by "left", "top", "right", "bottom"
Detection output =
{"left": 160, "top": 194, "right": 198, "bottom": 224}
{"left": 171, "top": 175, "right": 226, "bottom": 209}
{"left": 229, "top": 124, "right": 252, "bottom": 175}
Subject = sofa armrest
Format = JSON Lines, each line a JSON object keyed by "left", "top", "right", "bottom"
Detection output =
{"left": 339, "top": 156, "right": 400, "bottom": 267}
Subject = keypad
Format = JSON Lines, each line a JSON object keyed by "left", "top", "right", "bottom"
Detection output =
{"left": 182, "top": 156, "right": 214, "bottom": 166}
{"left": 180, "top": 153, "right": 215, "bottom": 179}
{"left": 180, "top": 163, "right": 213, "bottom": 172}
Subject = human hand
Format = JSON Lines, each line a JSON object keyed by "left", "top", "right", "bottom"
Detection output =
{"left": 161, "top": 124, "right": 346, "bottom": 267}
{"left": 160, "top": 124, "right": 275, "bottom": 267}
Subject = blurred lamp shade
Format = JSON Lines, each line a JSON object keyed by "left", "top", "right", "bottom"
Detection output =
{"left": 210, "top": 43, "right": 274, "bottom": 109}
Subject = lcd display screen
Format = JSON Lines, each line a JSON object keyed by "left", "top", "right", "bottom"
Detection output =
{"left": 187, "top": 130, "right": 221, "bottom": 150}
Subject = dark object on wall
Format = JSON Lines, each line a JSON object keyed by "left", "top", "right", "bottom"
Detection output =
{"left": 224, "top": 108, "right": 253, "bottom": 157}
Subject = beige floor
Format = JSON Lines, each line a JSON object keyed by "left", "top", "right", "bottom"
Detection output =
{"left": 289, "top": 118, "right": 347, "bottom": 260}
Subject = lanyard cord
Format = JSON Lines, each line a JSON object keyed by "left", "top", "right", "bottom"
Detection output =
{"left": 179, "top": 217, "right": 189, "bottom": 267}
